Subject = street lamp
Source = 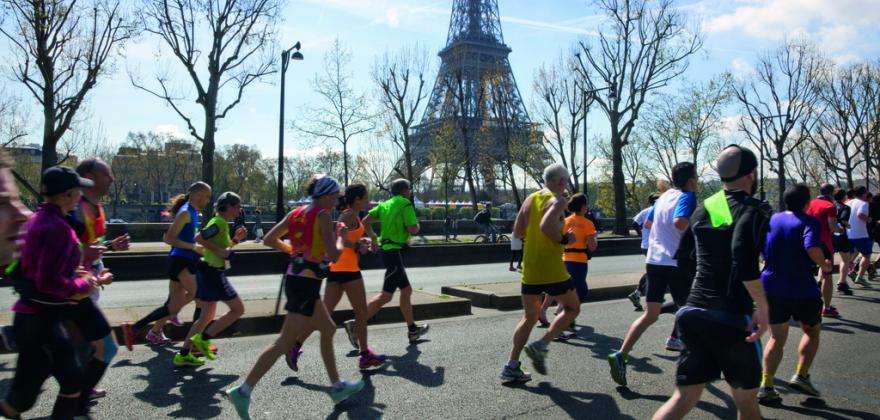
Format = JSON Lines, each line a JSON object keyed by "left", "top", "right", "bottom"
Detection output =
{"left": 759, "top": 113, "right": 787, "bottom": 201}
{"left": 276, "top": 41, "right": 303, "bottom": 223}
{"left": 575, "top": 82, "right": 616, "bottom": 199}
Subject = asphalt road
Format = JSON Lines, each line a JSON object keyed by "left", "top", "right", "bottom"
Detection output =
{"left": 2, "top": 287, "right": 878, "bottom": 419}
{"left": 0, "top": 255, "right": 647, "bottom": 310}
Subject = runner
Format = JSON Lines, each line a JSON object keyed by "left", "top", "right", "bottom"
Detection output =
{"left": 122, "top": 182, "right": 212, "bottom": 351}
{"left": 361, "top": 179, "right": 429, "bottom": 344}
{"left": 805, "top": 183, "right": 842, "bottom": 318}
{"left": 832, "top": 188, "right": 855, "bottom": 298}
{"left": 0, "top": 166, "right": 108, "bottom": 419}
{"left": 652, "top": 145, "right": 771, "bottom": 420}
{"left": 0, "top": 152, "right": 31, "bottom": 353}
{"left": 627, "top": 192, "right": 661, "bottom": 312}
{"left": 285, "top": 183, "right": 387, "bottom": 372}
{"left": 608, "top": 162, "right": 697, "bottom": 374}
{"left": 499, "top": 163, "right": 579, "bottom": 383}
{"left": 758, "top": 184, "right": 830, "bottom": 404}
{"left": 66, "top": 158, "right": 129, "bottom": 406}
{"left": 224, "top": 175, "right": 363, "bottom": 418}
{"left": 172, "top": 192, "right": 247, "bottom": 367}
{"left": 846, "top": 186, "right": 872, "bottom": 287}
{"left": 559, "top": 193, "right": 598, "bottom": 339}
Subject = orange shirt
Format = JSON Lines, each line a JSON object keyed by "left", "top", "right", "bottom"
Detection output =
{"left": 563, "top": 214, "right": 597, "bottom": 263}
{"left": 330, "top": 219, "right": 365, "bottom": 272}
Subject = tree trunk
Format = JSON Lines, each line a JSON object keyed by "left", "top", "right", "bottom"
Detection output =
{"left": 202, "top": 128, "right": 216, "bottom": 188}
{"left": 611, "top": 126, "right": 628, "bottom": 235}
{"left": 776, "top": 153, "right": 786, "bottom": 210}
{"left": 42, "top": 86, "right": 58, "bottom": 172}
{"left": 508, "top": 162, "right": 521, "bottom": 207}
{"left": 342, "top": 141, "right": 349, "bottom": 185}
{"left": 403, "top": 130, "right": 414, "bottom": 186}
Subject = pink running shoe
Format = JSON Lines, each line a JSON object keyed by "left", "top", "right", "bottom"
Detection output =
{"left": 169, "top": 316, "right": 183, "bottom": 327}
{"left": 146, "top": 330, "right": 171, "bottom": 345}
{"left": 89, "top": 388, "right": 107, "bottom": 399}
{"left": 821, "top": 307, "right": 840, "bottom": 318}
{"left": 358, "top": 349, "right": 387, "bottom": 370}
{"left": 285, "top": 346, "right": 303, "bottom": 371}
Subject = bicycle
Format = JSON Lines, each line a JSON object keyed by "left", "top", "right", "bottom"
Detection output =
{"left": 473, "top": 228, "right": 509, "bottom": 244}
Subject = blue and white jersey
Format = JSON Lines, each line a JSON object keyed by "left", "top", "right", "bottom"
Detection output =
{"left": 646, "top": 189, "right": 696, "bottom": 267}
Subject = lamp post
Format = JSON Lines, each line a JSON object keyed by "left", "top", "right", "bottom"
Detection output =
{"left": 759, "top": 113, "right": 787, "bottom": 201}
{"left": 575, "top": 81, "right": 616, "bottom": 199}
{"left": 276, "top": 42, "right": 303, "bottom": 223}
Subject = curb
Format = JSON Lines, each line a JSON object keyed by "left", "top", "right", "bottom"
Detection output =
{"left": 441, "top": 283, "right": 636, "bottom": 310}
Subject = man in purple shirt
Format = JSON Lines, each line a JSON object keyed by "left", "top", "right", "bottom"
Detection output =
{"left": 0, "top": 166, "right": 103, "bottom": 419}
{"left": 758, "top": 184, "right": 831, "bottom": 404}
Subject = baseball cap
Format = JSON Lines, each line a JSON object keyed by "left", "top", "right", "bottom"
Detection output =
{"left": 41, "top": 166, "right": 94, "bottom": 196}
{"left": 716, "top": 145, "right": 758, "bottom": 182}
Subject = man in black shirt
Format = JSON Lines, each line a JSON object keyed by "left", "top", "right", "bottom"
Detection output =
{"left": 653, "top": 145, "right": 771, "bottom": 420}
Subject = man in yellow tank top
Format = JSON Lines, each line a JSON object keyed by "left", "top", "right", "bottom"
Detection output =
{"left": 500, "top": 164, "right": 581, "bottom": 383}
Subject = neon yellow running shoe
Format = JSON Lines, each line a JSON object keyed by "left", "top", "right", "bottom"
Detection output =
{"left": 190, "top": 333, "right": 216, "bottom": 360}
{"left": 173, "top": 352, "right": 205, "bottom": 367}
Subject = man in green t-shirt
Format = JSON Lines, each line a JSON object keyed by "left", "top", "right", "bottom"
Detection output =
{"left": 173, "top": 192, "right": 247, "bottom": 367}
{"left": 363, "top": 179, "right": 429, "bottom": 343}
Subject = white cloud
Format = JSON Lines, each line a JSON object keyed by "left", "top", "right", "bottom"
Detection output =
{"left": 730, "top": 57, "right": 754, "bottom": 77}
{"left": 500, "top": 16, "right": 597, "bottom": 36}
{"left": 154, "top": 124, "right": 185, "bottom": 138}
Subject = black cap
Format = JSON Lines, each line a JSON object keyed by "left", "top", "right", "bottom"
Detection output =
{"left": 41, "top": 166, "right": 94, "bottom": 196}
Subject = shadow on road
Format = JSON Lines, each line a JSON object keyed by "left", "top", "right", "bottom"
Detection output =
{"left": 116, "top": 346, "right": 237, "bottom": 418}
{"left": 556, "top": 325, "right": 663, "bottom": 375}
{"left": 513, "top": 381, "right": 633, "bottom": 419}
{"left": 617, "top": 383, "right": 736, "bottom": 419}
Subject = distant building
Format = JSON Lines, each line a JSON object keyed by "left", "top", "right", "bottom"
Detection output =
{"left": 111, "top": 139, "right": 201, "bottom": 204}
{"left": 4, "top": 143, "right": 78, "bottom": 167}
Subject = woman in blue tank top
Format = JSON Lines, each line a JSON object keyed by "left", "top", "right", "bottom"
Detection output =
{"left": 122, "top": 182, "right": 212, "bottom": 351}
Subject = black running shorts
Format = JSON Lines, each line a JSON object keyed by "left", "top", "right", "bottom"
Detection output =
{"left": 327, "top": 271, "right": 362, "bottom": 284}
{"left": 168, "top": 256, "right": 199, "bottom": 282}
{"left": 381, "top": 250, "right": 411, "bottom": 293}
{"left": 675, "top": 307, "right": 761, "bottom": 390}
{"left": 284, "top": 274, "right": 322, "bottom": 316}
{"left": 645, "top": 264, "right": 691, "bottom": 305}
{"left": 66, "top": 297, "right": 112, "bottom": 342}
{"left": 520, "top": 278, "right": 574, "bottom": 296}
{"left": 768, "top": 296, "right": 822, "bottom": 327}
{"left": 832, "top": 234, "right": 853, "bottom": 254}
{"left": 196, "top": 263, "right": 239, "bottom": 302}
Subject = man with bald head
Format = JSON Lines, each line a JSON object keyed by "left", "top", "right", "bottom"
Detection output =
{"left": 653, "top": 144, "right": 772, "bottom": 420}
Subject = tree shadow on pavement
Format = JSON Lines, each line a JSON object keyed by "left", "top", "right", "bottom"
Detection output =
{"left": 515, "top": 381, "right": 634, "bottom": 419}
{"left": 280, "top": 375, "right": 385, "bottom": 420}
{"left": 821, "top": 318, "right": 880, "bottom": 334}
{"left": 556, "top": 325, "right": 663, "bottom": 375}
{"left": 364, "top": 344, "right": 445, "bottom": 388}
{"left": 617, "top": 382, "right": 736, "bottom": 419}
{"left": 117, "top": 346, "right": 236, "bottom": 418}
{"left": 758, "top": 382, "right": 880, "bottom": 420}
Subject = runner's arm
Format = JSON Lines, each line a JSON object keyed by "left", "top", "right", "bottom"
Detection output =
{"left": 195, "top": 225, "right": 229, "bottom": 258}
{"left": 540, "top": 196, "right": 566, "bottom": 243}
{"left": 163, "top": 211, "right": 196, "bottom": 250}
{"left": 362, "top": 214, "right": 379, "bottom": 244}
{"left": 513, "top": 195, "right": 532, "bottom": 239}
{"left": 338, "top": 212, "right": 359, "bottom": 249}
{"left": 263, "top": 211, "right": 293, "bottom": 254}
{"left": 319, "top": 211, "right": 342, "bottom": 261}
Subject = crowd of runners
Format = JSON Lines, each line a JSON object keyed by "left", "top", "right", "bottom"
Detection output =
{"left": 0, "top": 142, "right": 874, "bottom": 418}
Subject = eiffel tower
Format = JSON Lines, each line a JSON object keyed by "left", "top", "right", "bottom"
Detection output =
{"left": 411, "top": 0, "right": 541, "bottom": 198}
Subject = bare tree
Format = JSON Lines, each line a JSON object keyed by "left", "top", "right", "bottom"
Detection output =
{"left": 574, "top": 0, "right": 702, "bottom": 234}
{"left": 132, "top": 0, "right": 280, "bottom": 187}
{"left": 532, "top": 56, "right": 584, "bottom": 189}
{"left": 353, "top": 134, "right": 399, "bottom": 194}
{"left": 441, "top": 68, "right": 487, "bottom": 209}
{"left": 372, "top": 44, "right": 431, "bottom": 186}
{"left": 734, "top": 39, "right": 825, "bottom": 207}
{"left": 0, "top": 91, "right": 29, "bottom": 148}
{"left": 0, "top": 0, "right": 132, "bottom": 170}
{"left": 294, "top": 38, "right": 372, "bottom": 185}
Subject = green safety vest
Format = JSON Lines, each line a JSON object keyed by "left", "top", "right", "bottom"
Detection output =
{"left": 704, "top": 190, "right": 733, "bottom": 228}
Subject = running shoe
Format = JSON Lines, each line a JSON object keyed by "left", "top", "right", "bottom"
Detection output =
{"left": 855, "top": 276, "right": 871, "bottom": 287}
{"left": 523, "top": 342, "right": 548, "bottom": 375}
{"left": 190, "top": 333, "right": 216, "bottom": 360}
{"left": 121, "top": 323, "right": 135, "bottom": 351}
{"left": 145, "top": 330, "right": 171, "bottom": 345}
{"left": 837, "top": 283, "right": 854, "bottom": 295}
{"left": 0, "top": 325, "right": 17, "bottom": 352}
{"left": 789, "top": 374, "right": 821, "bottom": 397}
{"left": 172, "top": 352, "right": 205, "bottom": 367}
{"left": 192, "top": 343, "right": 218, "bottom": 357}
{"left": 343, "top": 319, "right": 359, "bottom": 350}
{"left": 407, "top": 324, "right": 429, "bottom": 343}
{"left": 358, "top": 350, "right": 387, "bottom": 370}
{"left": 88, "top": 388, "right": 107, "bottom": 399}
{"left": 757, "top": 386, "right": 781, "bottom": 404}
{"left": 665, "top": 337, "right": 685, "bottom": 352}
{"left": 285, "top": 346, "right": 303, "bottom": 371}
{"left": 500, "top": 363, "right": 532, "bottom": 384}
{"left": 627, "top": 291, "right": 643, "bottom": 312}
{"left": 224, "top": 385, "right": 252, "bottom": 420}
{"left": 329, "top": 380, "right": 365, "bottom": 405}
{"left": 509, "top": 266, "right": 517, "bottom": 272}
{"left": 554, "top": 331, "right": 576, "bottom": 342}
{"left": 169, "top": 316, "right": 183, "bottom": 327}
{"left": 821, "top": 307, "right": 840, "bottom": 318}
{"left": 538, "top": 316, "right": 550, "bottom": 328}
{"left": 607, "top": 351, "right": 628, "bottom": 386}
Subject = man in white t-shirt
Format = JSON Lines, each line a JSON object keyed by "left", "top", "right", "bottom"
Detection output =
{"left": 847, "top": 186, "right": 872, "bottom": 285}
{"left": 627, "top": 192, "right": 661, "bottom": 311}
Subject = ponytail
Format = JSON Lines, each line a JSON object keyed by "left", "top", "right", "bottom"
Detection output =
{"left": 337, "top": 183, "right": 367, "bottom": 212}
{"left": 167, "top": 181, "right": 211, "bottom": 214}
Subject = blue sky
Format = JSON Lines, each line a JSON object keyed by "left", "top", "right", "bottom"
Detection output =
{"left": 5, "top": 0, "right": 880, "bottom": 161}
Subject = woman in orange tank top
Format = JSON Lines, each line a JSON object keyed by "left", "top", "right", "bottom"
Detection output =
{"left": 288, "top": 184, "right": 387, "bottom": 370}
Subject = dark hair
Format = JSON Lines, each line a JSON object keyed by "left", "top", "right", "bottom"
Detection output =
{"left": 854, "top": 186, "right": 868, "bottom": 198}
{"left": 215, "top": 191, "right": 241, "bottom": 212}
{"left": 305, "top": 176, "right": 319, "bottom": 197}
{"left": 847, "top": 189, "right": 855, "bottom": 199}
{"left": 834, "top": 188, "right": 847, "bottom": 202}
{"left": 567, "top": 193, "right": 588, "bottom": 213}
{"left": 818, "top": 183, "right": 834, "bottom": 197}
{"left": 647, "top": 192, "right": 661, "bottom": 206}
{"left": 390, "top": 178, "right": 411, "bottom": 196}
{"left": 167, "top": 181, "right": 211, "bottom": 214}
{"left": 337, "top": 183, "right": 368, "bottom": 211}
{"left": 783, "top": 183, "right": 811, "bottom": 212}
{"left": 671, "top": 162, "right": 697, "bottom": 189}
{"left": 75, "top": 157, "right": 105, "bottom": 177}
